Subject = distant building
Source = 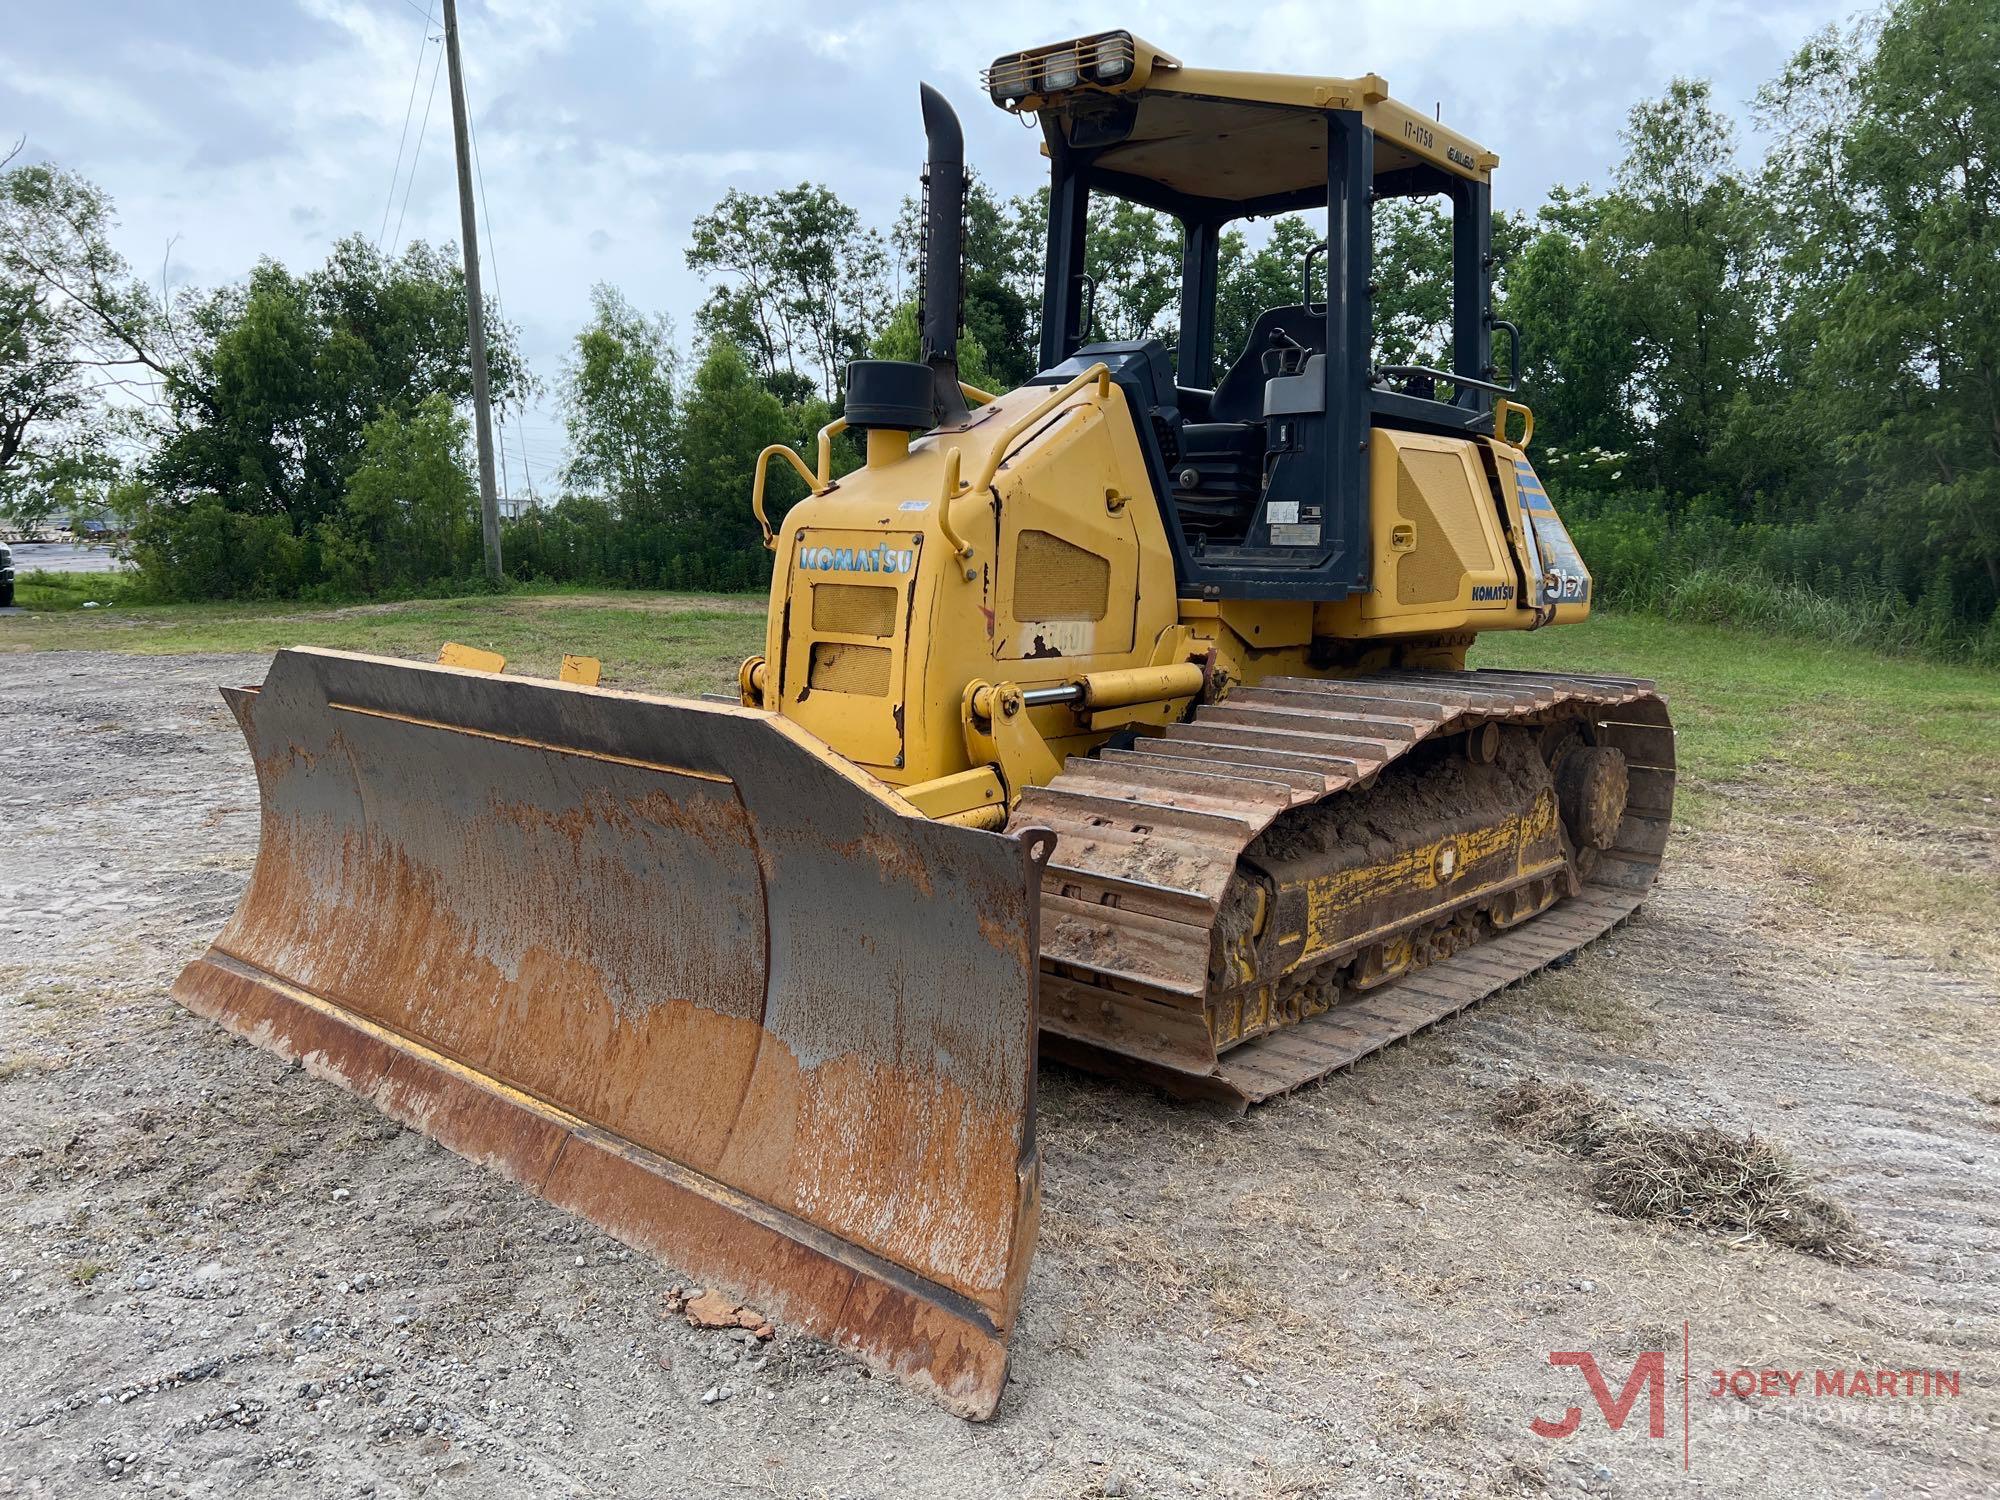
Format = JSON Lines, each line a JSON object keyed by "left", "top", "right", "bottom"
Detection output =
{"left": 496, "top": 494, "right": 540, "bottom": 521}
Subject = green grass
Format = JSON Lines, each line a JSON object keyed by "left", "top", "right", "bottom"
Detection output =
{"left": 6, "top": 582, "right": 1996, "bottom": 827}
{"left": 0, "top": 585, "right": 767, "bottom": 696}
{"left": 1473, "top": 612, "right": 2000, "bottom": 827}
{"left": 11, "top": 569, "right": 141, "bottom": 611}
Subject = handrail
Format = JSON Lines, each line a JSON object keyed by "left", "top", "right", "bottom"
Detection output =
{"left": 1075, "top": 274, "right": 1097, "bottom": 343}
{"left": 814, "top": 416, "right": 848, "bottom": 487}
{"left": 1494, "top": 397, "right": 1535, "bottom": 449}
{"left": 751, "top": 417, "right": 852, "bottom": 550}
{"left": 763, "top": 374, "right": 1100, "bottom": 556}
{"left": 750, "top": 444, "right": 823, "bottom": 550}
{"left": 932, "top": 364, "right": 1112, "bottom": 560}
{"left": 936, "top": 449, "right": 969, "bottom": 557}
{"left": 1375, "top": 363, "right": 1517, "bottom": 398}
{"left": 967, "top": 364, "right": 1111, "bottom": 499}
{"left": 1303, "top": 240, "right": 1328, "bottom": 311}
{"left": 1489, "top": 317, "right": 1523, "bottom": 391}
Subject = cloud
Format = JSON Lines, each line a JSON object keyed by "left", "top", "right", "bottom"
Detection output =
{"left": 5, "top": 0, "right": 1849, "bottom": 464}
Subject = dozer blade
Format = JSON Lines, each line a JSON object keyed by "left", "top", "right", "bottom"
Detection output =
{"left": 172, "top": 647, "right": 1051, "bottom": 1419}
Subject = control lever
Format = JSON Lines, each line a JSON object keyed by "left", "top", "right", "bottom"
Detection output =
{"left": 1260, "top": 326, "right": 1309, "bottom": 378}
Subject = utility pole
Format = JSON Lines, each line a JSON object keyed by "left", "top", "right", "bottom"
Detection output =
{"left": 441, "top": 0, "right": 502, "bottom": 585}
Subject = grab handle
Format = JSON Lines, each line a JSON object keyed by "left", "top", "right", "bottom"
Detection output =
{"left": 750, "top": 445, "right": 824, "bottom": 550}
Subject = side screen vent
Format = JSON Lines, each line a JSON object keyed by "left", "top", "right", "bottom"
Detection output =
{"left": 812, "top": 583, "right": 897, "bottom": 637}
{"left": 1013, "top": 529, "right": 1111, "bottom": 622}
{"left": 808, "top": 642, "right": 892, "bottom": 697}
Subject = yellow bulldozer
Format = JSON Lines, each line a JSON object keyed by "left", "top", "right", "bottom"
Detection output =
{"left": 174, "top": 33, "right": 1674, "bottom": 1419}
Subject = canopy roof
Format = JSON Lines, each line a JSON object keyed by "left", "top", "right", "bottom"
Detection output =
{"left": 985, "top": 34, "right": 1498, "bottom": 218}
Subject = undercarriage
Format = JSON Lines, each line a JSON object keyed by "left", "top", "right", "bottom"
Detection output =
{"left": 1018, "top": 670, "right": 1676, "bottom": 1104}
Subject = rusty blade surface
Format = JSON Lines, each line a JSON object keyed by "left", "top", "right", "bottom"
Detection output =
{"left": 171, "top": 647, "right": 1049, "bottom": 1419}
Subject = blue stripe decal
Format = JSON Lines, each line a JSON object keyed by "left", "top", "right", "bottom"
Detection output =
{"left": 1514, "top": 459, "right": 1552, "bottom": 509}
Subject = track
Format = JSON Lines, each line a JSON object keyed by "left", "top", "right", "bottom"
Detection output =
{"left": 1013, "top": 669, "right": 1676, "bottom": 1104}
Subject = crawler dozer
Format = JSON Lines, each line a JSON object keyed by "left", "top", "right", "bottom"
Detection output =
{"left": 175, "top": 33, "right": 1674, "bottom": 1419}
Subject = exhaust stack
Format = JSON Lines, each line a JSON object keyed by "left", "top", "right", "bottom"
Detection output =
{"left": 919, "top": 84, "right": 969, "bottom": 424}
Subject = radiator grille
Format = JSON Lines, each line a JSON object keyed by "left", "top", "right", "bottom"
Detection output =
{"left": 812, "top": 582, "right": 897, "bottom": 637}
{"left": 1013, "top": 529, "right": 1110, "bottom": 622}
{"left": 808, "top": 642, "right": 892, "bottom": 697}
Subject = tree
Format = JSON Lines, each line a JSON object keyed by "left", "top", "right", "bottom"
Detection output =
{"left": 130, "top": 234, "right": 527, "bottom": 597}
{"left": 688, "top": 185, "right": 890, "bottom": 400}
{"left": 0, "top": 152, "right": 167, "bottom": 390}
{"left": 0, "top": 246, "right": 88, "bottom": 521}
{"left": 673, "top": 341, "right": 796, "bottom": 587}
{"left": 1599, "top": 79, "right": 1761, "bottom": 499}
{"left": 1083, "top": 195, "right": 1180, "bottom": 345}
{"left": 892, "top": 174, "right": 1043, "bottom": 388}
{"left": 1799, "top": 0, "right": 2000, "bottom": 601}
{"left": 867, "top": 300, "right": 999, "bottom": 392}
{"left": 1371, "top": 198, "right": 1453, "bottom": 369}
{"left": 561, "top": 283, "right": 678, "bottom": 512}
{"left": 0, "top": 437, "right": 117, "bottom": 535}
{"left": 324, "top": 396, "right": 481, "bottom": 594}
{"left": 1209, "top": 217, "right": 1322, "bottom": 384}
{"left": 1501, "top": 185, "right": 1643, "bottom": 471}
{"left": 0, "top": 150, "right": 154, "bottom": 528}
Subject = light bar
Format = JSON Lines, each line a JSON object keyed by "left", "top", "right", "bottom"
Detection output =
{"left": 983, "top": 30, "right": 1153, "bottom": 111}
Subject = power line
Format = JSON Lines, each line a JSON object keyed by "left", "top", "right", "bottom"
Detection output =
{"left": 463, "top": 78, "right": 551, "bottom": 499}
{"left": 516, "top": 408, "right": 536, "bottom": 499}
{"left": 465, "top": 94, "right": 503, "bottom": 316}
{"left": 382, "top": 1, "right": 548, "bottom": 510}
{"left": 463, "top": 81, "right": 541, "bottom": 497}
{"left": 391, "top": 36, "right": 446, "bottom": 250}
{"left": 377, "top": 4, "right": 434, "bottom": 249}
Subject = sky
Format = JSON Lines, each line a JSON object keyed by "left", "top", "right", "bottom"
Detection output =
{"left": 6, "top": 0, "right": 1855, "bottom": 492}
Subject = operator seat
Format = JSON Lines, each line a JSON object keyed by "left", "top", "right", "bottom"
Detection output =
{"left": 1207, "top": 306, "right": 1324, "bottom": 424}
{"left": 1172, "top": 305, "right": 1324, "bottom": 544}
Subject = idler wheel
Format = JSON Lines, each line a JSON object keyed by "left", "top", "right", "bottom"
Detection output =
{"left": 1555, "top": 744, "right": 1629, "bottom": 850}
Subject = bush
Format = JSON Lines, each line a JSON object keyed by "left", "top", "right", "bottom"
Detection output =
{"left": 126, "top": 496, "right": 308, "bottom": 601}
{"left": 327, "top": 397, "right": 485, "bottom": 595}
{"left": 1557, "top": 484, "right": 1999, "bottom": 666}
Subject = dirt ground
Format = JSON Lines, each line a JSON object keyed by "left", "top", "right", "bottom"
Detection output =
{"left": 1, "top": 651, "right": 1994, "bottom": 1498}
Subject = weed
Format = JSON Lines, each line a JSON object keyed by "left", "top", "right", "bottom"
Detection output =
{"left": 1496, "top": 1080, "right": 1871, "bottom": 1264}
{"left": 1375, "top": 1374, "right": 1470, "bottom": 1434}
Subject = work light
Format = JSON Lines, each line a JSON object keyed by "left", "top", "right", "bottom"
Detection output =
{"left": 1090, "top": 32, "right": 1135, "bottom": 81}
{"left": 1039, "top": 48, "right": 1080, "bottom": 93}
{"left": 983, "top": 30, "right": 1152, "bottom": 109}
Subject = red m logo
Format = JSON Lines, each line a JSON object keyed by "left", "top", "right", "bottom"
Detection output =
{"left": 1531, "top": 1351, "right": 1668, "bottom": 1439}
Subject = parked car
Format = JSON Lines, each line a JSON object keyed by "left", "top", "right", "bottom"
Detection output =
{"left": 0, "top": 540, "right": 14, "bottom": 607}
